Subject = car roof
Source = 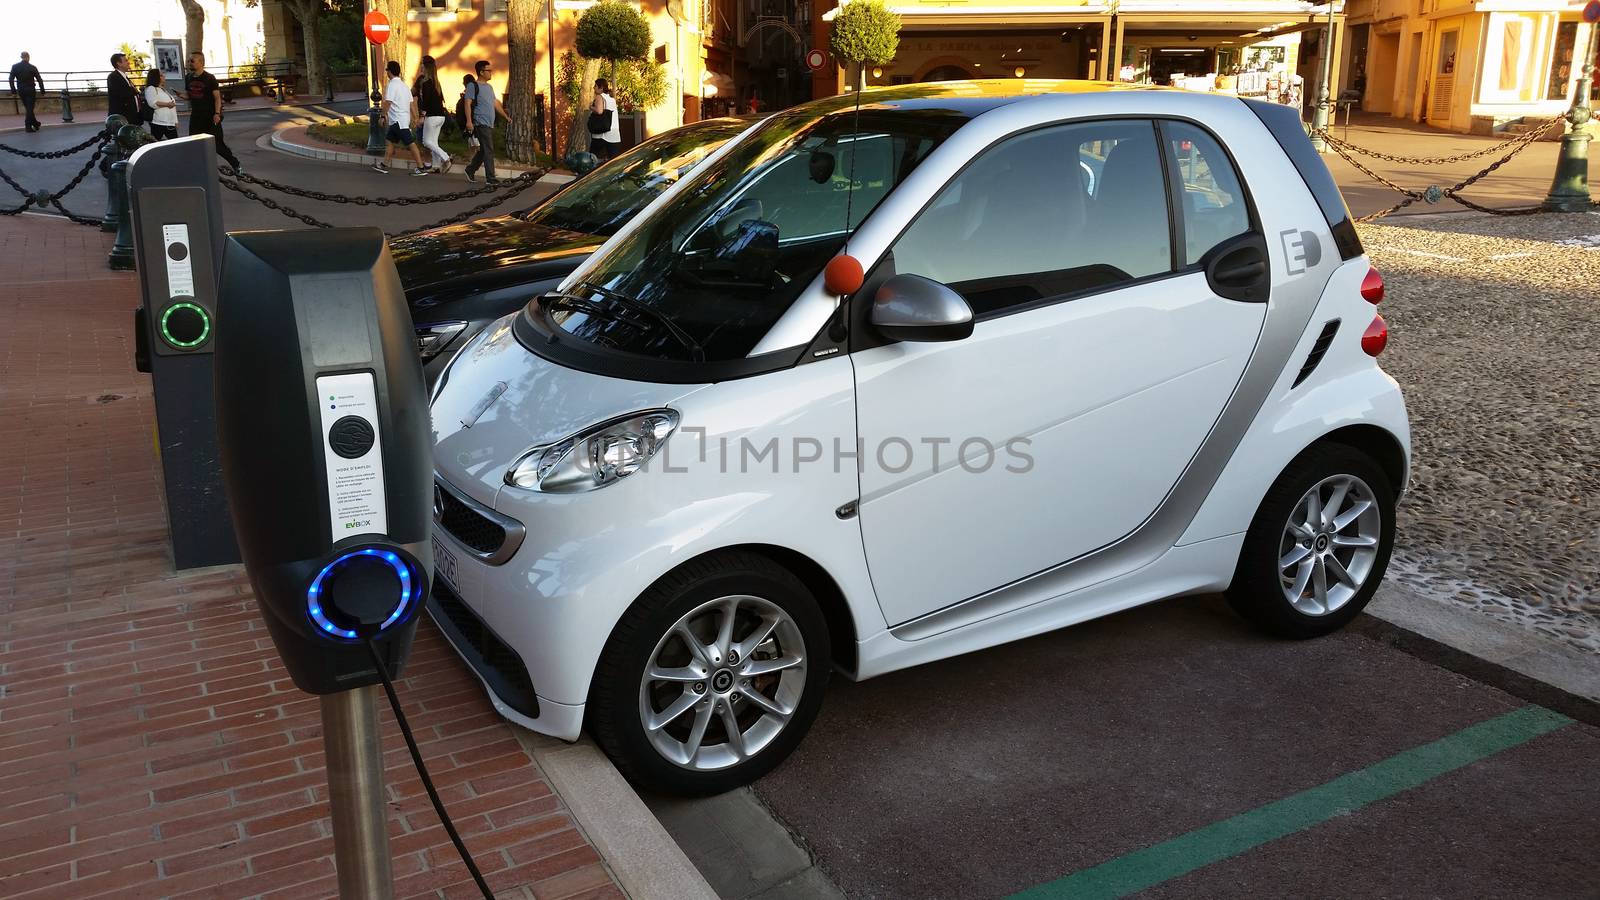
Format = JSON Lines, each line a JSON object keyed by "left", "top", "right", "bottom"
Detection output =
{"left": 785, "top": 79, "right": 1169, "bottom": 120}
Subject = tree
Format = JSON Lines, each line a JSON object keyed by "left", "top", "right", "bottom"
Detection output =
{"left": 505, "top": 0, "right": 546, "bottom": 162}
{"left": 568, "top": 0, "right": 652, "bottom": 155}
{"left": 279, "top": 0, "right": 328, "bottom": 95}
{"left": 829, "top": 0, "right": 900, "bottom": 91}
{"left": 382, "top": 0, "right": 409, "bottom": 86}
{"left": 118, "top": 43, "right": 152, "bottom": 75}
{"left": 178, "top": 0, "right": 206, "bottom": 59}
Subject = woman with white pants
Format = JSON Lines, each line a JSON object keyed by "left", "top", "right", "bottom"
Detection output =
{"left": 413, "top": 55, "right": 451, "bottom": 173}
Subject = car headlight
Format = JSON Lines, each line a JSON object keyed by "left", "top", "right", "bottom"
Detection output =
{"left": 416, "top": 321, "right": 468, "bottom": 363}
{"left": 505, "top": 409, "right": 679, "bottom": 493}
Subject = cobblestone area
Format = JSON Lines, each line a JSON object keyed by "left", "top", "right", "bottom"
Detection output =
{"left": 1359, "top": 212, "right": 1600, "bottom": 653}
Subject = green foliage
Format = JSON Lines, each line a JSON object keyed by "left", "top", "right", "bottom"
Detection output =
{"left": 560, "top": 51, "right": 668, "bottom": 113}
{"left": 118, "top": 43, "right": 151, "bottom": 75}
{"left": 829, "top": 0, "right": 900, "bottom": 65}
{"left": 575, "top": 0, "right": 652, "bottom": 62}
{"left": 319, "top": 0, "right": 367, "bottom": 73}
{"left": 238, "top": 44, "right": 269, "bottom": 81}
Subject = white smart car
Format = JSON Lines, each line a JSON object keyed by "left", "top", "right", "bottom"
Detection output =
{"left": 427, "top": 80, "right": 1408, "bottom": 794}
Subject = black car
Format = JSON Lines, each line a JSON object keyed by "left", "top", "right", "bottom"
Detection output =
{"left": 390, "top": 117, "right": 751, "bottom": 382}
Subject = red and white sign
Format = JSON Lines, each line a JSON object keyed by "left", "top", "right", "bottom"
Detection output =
{"left": 806, "top": 49, "right": 828, "bottom": 72}
{"left": 1584, "top": 0, "right": 1600, "bottom": 23}
{"left": 363, "top": 11, "right": 391, "bottom": 46}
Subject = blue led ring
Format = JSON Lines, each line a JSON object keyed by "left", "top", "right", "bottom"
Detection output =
{"left": 306, "top": 548, "right": 414, "bottom": 640}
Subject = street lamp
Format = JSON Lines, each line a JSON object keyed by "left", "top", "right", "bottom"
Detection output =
{"left": 1310, "top": 0, "right": 1336, "bottom": 151}
{"left": 1543, "top": 5, "right": 1599, "bottom": 211}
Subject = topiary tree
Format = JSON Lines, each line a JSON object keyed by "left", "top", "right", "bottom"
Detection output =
{"left": 567, "top": 0, "right": 653, "bottom": 156}
{"left": 829, "top": 0, "right": 900, "bottom": 91}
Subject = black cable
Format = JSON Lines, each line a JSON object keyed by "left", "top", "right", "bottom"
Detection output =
{"left": 365, "top": 639, "right": 495, "bottom": 899}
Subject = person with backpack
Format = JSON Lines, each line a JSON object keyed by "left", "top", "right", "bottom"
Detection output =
{"left": 463, "top": 60, "right": 511, "bottom": 185}
{"left": 588, "top": 77, "right": 621, "bottom": 162}
{"left": 413, "top": 55, "right": 450, "bottom": 174}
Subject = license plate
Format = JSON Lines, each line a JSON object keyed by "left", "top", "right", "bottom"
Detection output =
{"left": 432, "top": 536, "right": 460, "bottom": 594}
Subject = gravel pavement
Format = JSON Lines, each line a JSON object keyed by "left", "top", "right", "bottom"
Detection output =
{"left": 1360, "top": 211, "right": 1600, "bottom": 653}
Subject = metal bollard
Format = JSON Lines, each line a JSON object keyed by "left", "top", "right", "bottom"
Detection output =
{"left": 325, "top": 68, "right": 335, "bottom": 103}
{"left": 366, "top": 90, "right": 385, "bottom": 155}
{"left": 100, "top": 117, "right": 129, "bottom": 232}
{"left": 60, "top": 88, "right": 73, "bottom": 122}
{"left": 107, "top": 160, "right": 136, "bottom": 270}
{"left": 275, "top": 79, "right": 287, "bottom": 105}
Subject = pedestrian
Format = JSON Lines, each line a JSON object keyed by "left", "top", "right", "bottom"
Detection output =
{"left": 9, "top": 51, "right": 43, "bottom": 132}
{"left": 413, "top": 55, "right": 450, "bottom": 174}
{"left": 143, "top": 68, "right": 179, "bottom": 140}
{"left": 587, "top": 77, "right": 621, "bottom": 162}
{"left": 463, "top": 60, "right": 510, "bottom": 185}
{"left": 185, "top": 52, "right": 242, "bottom": 174}
{"left": 107, "top": 52, "right": 143, "bottom": 124}
{"left": 374, "top": 60, "right": 426, "bottom": 175}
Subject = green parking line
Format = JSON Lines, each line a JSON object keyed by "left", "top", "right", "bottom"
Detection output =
{"left": 1011, "top": 705, "right": 1572, "bottom": 900}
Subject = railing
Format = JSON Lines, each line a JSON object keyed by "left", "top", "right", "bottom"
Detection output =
{"left": 10, "top": 63, "right": 297, "bottom": 95}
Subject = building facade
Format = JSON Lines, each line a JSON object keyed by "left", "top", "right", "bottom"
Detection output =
{"left": 1346, "top": 0, "right": 1598, "bottom": 133}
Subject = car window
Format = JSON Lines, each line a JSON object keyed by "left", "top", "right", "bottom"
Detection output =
{"left": 891, "top": 120, "right": 1172, "bottom": 318}
{"left": 1164, "top": 121, "right": 1252, "bottom": 265}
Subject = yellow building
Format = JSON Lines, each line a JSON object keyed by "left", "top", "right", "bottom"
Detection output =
{"left": 1346, "top": 0, "right": 1598, "bottom": 132}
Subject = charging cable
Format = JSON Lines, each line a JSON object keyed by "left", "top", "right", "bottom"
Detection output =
{"left": 365, "top": 640, "right": 495, "bottom": 899}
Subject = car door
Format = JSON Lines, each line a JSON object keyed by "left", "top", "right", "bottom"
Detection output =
{"left": 851, "top": 118, "right": 1270, "bottom": 627}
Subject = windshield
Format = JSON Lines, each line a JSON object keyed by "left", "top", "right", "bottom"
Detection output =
{"left": 522, "top": 119, "right": 748, "bottom": 237}
{"left": 538, "top": 104, "right": 965, "bottom": 362}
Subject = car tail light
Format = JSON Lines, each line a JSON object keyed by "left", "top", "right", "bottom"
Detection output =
{"left": 1360, "top": 267, "right": 1384, "bottom": 304}
{"left": 1361, "top": 314, "right": 1388, "bottom": 356}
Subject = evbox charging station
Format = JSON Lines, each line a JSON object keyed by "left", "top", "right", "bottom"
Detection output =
{"left": 215, "top": 227, "right": 460, "bottom": 898}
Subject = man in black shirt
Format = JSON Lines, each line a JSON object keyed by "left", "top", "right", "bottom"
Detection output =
{"left": 107, "top": 52, "right": 143, "bottom": 123}
{"left": 9, "top": 52, "right": 44, "bottom": 132}
{"left": 184, "top": 51, "right": 241, "bottom": 173}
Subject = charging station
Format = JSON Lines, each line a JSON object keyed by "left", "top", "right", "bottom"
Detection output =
{"left": 128, "top": 135, "right": 239, "bottom": 569}
{"left": 215, "top": 227, "right": 435, "bottom": 898}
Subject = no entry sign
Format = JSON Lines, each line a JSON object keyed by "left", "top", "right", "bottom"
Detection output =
{"left": 806, "top": 49, "right": 828, "bottom": 72}
{"left": 1584, "top": 0, "right": 1600, "bottom": 22}
{"left": 364, "top": 11, "right": 392, "bottom": 45}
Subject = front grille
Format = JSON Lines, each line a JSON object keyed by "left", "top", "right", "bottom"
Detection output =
{"left": 429, "top": 580, "right": 540, "bottom": 718}
{"left": 436, "top": 483, "right": 506, "bottom": 555}
{"left": 1292, "top": 320, "right": 1340, "bottom": 388}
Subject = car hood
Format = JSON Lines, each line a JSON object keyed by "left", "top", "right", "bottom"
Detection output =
{"left": 389, "top": 216, "right": 605, "bottom": 296}
{"left": 429, "top": 315, "right": 711, "bottom": 507}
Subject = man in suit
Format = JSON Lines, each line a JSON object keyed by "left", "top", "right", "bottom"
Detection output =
{"left": 107, "top": 52, "right": 142, "bottom": 124}
{"left": 9, "top": 52, "right": 44, "bottom": 132}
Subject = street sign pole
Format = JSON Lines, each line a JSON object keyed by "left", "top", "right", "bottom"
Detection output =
{"left": 1544, "top": 3, "right": 1599, "bottom": 212}
{"left": 1311, "top": 1, "right": 1336, "bottom": 151}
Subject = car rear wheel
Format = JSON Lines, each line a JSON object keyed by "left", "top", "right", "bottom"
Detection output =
{"left": 588, "top": 551, "right": 830, "bottom": 795}
{"left": 1227, "top": 444, "right": 1396, "bottom": 639}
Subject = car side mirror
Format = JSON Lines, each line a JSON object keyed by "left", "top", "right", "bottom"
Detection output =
{"left": 870, "top": 274, "right": 974, "bottom": 343}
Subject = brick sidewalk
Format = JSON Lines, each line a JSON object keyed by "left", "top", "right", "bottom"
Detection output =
{"left": 0, "top": 215, "right": 623, "bottom": 900}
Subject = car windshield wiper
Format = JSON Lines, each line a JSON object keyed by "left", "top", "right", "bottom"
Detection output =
{"left": 578, "top": 282, "right": 706, "bottom": 363}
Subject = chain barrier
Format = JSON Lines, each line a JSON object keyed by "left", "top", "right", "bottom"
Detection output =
{"left": 221, "top": 166, "right": 547, "bottom": 236}
{"left": 229, "top": 168, "right": 545, "bottom": 208}
{"left": 1313, "top": 115, "right": 1595, "bottom": 222}
{"left": 0, "top": 143, "right": 107, "bottom": 225}
{"left": 0, "top": 129, "right": 109, "bottom": 160}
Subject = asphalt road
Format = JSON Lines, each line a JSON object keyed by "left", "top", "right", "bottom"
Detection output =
{"left": 0, "top": 101, "right": 559, "bottom": 233}
{"left": 752, "top": 597, "right": 1598, "bottom": 899}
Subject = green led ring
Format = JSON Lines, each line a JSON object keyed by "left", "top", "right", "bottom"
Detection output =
{"left": 159, "top": 301, "right": 212, "bottom": 349}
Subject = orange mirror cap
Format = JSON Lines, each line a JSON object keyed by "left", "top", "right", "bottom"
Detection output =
{"left": 824, "top": 254, "right": 864, "bottom": 296}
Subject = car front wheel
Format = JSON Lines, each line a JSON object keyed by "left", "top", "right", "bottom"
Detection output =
{"left": 588, "top": 551, "right": 830, "bottom": 795}
{"left": 1227, "top": 444, "right": 1396, "bottom": 639}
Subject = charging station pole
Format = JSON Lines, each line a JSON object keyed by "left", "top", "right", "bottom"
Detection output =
{"left": 323, "top": 688, "right": 395, "bottom": 898}
{"left": 215, "top": 228, "right": 434, "bottom": 898}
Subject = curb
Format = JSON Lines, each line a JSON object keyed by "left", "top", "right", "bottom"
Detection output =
{"left": 0, "top": 94, "right": 369, "bottom": 135}
{"left": 1356, "top": 580, "right": 1600, "bottom": 727}
{"left": 270, "top": 123, "right": 573, "bottom": 184}
{"left": 513, "top": 729, "right": 719, "bottom": 900}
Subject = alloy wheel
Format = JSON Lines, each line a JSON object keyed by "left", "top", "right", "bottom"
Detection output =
{"left": 1278, "top": 473, "right": 1383, "bottom": 616}
{"left": 638, "top": 594, "right": 807, "bottom": 771}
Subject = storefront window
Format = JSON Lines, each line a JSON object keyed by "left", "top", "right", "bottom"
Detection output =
{"left": 1548, "top": 22, "right": 1578, "bottom": 100}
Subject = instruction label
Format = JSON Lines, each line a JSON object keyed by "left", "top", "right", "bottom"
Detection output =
{"left": 317, "top": 372, "right": 388, "bottom": 537}
{"left": 161, "top": 224, "right": 195, "bottom": 298}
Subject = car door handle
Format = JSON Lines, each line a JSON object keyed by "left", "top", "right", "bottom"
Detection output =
{"left": 1213, "top": 255, "right": 1266, "bottom": 285}
{"left": 1203, "top": 236, "right": 1271, "bottom": 303}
